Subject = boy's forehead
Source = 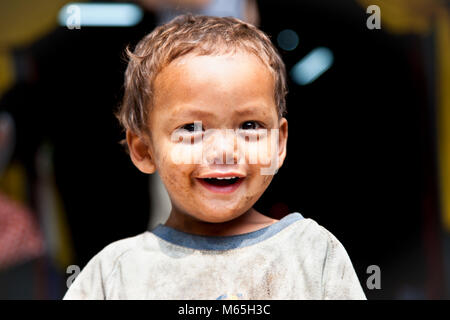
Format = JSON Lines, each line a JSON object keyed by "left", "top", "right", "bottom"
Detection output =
{"left": 154, "top": 51, "right": 274, "bottom": 94}
{"left": 148, "top": 51, "right": 278, "bottom": 126}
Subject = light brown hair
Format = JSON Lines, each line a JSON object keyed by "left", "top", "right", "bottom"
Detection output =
{"left": 116, "top": 14, "right": 287, "bottom": 140}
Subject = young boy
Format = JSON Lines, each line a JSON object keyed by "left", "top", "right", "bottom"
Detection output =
{"left": 64, "top": 14, "right": 366, "bottom": 300}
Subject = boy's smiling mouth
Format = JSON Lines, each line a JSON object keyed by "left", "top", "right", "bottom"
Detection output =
{"left": 195, "top": 172, "right": 246, "bottom": 194}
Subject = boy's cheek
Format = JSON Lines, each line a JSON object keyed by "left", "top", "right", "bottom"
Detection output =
{"left": 158, "top": 162, "right": 195, "bottom": 193}
{"left": 242, "top": 137, "right": 273, "bottom": 165}
{"left": 237, "top": 133, "right": 279, "bottom": 169}
{"left": 168, "top": 141, "right": 204, "bottom": 165}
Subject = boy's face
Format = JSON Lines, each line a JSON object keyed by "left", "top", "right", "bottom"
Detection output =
{"left": 128, "top": 51, "right": 287, "bottom": 224}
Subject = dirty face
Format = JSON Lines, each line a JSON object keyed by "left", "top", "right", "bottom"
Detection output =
{"left": 145, "top": 52, "right": 288, "bottom": 224}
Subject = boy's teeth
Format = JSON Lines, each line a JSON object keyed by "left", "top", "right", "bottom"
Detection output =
{"left": 215, "top": 177, "right": 236, "bottom": 180}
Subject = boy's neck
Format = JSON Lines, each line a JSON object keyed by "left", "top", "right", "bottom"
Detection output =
{"left": 164, "top": 208, "right": 278, "bottom": 237}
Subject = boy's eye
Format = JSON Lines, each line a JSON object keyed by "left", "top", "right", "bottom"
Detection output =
{"left": 181, "top": 123, "right": 203, "bottom": 132}
{"left": 240, "top": 121, "right": 262, "bottom": 130}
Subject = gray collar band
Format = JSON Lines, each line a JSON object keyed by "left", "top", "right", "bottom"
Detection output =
{"left": 150, "top": 212, "right": 304, "bottom": 251}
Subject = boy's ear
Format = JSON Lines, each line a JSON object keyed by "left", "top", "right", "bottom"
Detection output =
{"left": 126, "top": 130, "right": 156, "bottom": 174}
{"left": 277, "top": 117, "right": 288, "bottom": 169}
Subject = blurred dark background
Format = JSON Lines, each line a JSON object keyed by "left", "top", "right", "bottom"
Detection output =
{"left": 0, "top": 0, "right": 449, "bottom": 299}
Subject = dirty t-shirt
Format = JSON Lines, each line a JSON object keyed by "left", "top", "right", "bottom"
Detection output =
{"left": 63, "top": 213, "right": 367, "bottom": 300}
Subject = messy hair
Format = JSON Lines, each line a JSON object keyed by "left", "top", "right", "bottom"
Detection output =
{"left": 116, "top": 14, "right": 288, "bottom": 140}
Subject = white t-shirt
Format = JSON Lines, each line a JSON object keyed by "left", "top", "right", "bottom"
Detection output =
{"left": 63, "top": 212, "right": 366, "bottom": 300}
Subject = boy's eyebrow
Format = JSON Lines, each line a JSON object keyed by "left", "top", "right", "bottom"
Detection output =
{"left": 167, "top": 107, "right": 215, "bottom": 121}
{"left": 168, "top": 104, "right": 270, "bottom": 121}
{"left": 232, "top": 105, "right": 267, "bottom": 116}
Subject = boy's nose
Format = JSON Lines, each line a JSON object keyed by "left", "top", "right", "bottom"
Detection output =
{"left": 203, "top": 129, "right": 238, "bottom": 165}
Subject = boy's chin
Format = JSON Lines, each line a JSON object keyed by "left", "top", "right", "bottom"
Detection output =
{"left": 193, "top": 209, "right": 247, "bottom": 224}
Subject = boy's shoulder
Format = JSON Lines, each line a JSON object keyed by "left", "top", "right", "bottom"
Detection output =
{"left": 278, "top": 215, "right": 356, "bottom": 270}
{"left": 64, "top": 232, "right": 154, "bottom": 299}
{"left": 93, "top": 231, "right": 153, "bottom": 261}
{"left": 84, "top": 232, "right": 155, "bottom": 276}
{"left": 287, "top": 215, "right": 346, "bottom": 248}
